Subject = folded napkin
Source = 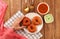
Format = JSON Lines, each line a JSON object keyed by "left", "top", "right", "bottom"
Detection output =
{"left": 4, "top": 11, "right": 43, "bottom": 39}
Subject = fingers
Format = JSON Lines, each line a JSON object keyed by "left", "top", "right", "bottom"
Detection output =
{"left": 12, "top": 15, "right": 25, "bottom": 31}
{"left": 19, "top": 25, "right": 26, "bottom": 28}
{"left": 16, "top": 26, "right": 25, "bottom": 30}
{"left": 14, "top": 27, "right": 22, "bottom": 30}
{"left": 12, "top": 25, "right": 25, "bottom": 30}
{"left": 14, "top": 15, "right": 25, "bottom": 23}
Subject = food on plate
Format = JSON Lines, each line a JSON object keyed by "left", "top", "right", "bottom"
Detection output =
{"left": 27, "top": 24, "right": 36, "bottom": 33}
{"left": 44, "top": 14, "right": 54, "bottom": 23}
{"left": 32, "top": 16, "right": 42, "bottom": 25}
{"left": 22, "top": 17, "right": 31, "bottom": 26}
{"left": 37, "top": 2, "right": 49, "bottom": 15}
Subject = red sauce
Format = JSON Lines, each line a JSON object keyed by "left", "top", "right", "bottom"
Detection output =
{"left": 38, "top": 4, "right": 48, "bottom": 13}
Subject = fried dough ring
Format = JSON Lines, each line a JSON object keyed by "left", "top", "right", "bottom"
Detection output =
{"left": 27, "top": 24, "right": 36, "bottom": 33}
{"left": 32, "top": 16, "right": 42, "bottom": 25}
{"left": 22, "top": 17, "right": 31, "bottom": 26}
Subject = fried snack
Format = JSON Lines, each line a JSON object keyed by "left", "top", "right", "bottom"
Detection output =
{"left": 27, "top": 24, "right": 36, "bottom": 33}
{"left": 32, "top": 16, "right": 42, "bottom": 25}
{"left": 22, "top": 17, "right": 31, "bottom": 26}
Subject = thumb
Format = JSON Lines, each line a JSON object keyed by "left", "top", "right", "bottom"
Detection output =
{"left": 13, "top": 26, "right": 26, "bottom": 30}
{"left": 14, "top": 15, "right": 25, "bottom": 24}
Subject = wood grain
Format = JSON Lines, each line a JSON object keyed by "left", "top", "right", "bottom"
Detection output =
{"left": 34, "top": 0, "right": 44, "bottom": 39}
{"left": 10, "top": 0, "right": 21, "bottom": 16}
{"left": 3, "top": 0, "right": 11, "bottom": 22}
{"left": 43, "top": 0, "right": 56, "bottom": 39}
{"left": 3, "top": 0, "right": 60, "bottom": 39}
{"left": 55, "top": 0, "right": 60, "bottom": 39}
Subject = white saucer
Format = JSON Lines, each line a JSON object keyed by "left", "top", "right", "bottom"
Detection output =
{"left": 24, "top": 12, "right": 43, "bottom": 34}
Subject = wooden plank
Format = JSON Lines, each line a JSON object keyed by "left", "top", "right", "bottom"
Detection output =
{"left": 21, "top": 0, "right": 25, "bottom": 14}
{"left": 10, "top": 0, "right": 21, "bottom": 16}
{"left": 43, "top": 0, "right": 56, "bottom": 39}
{"left": 34, "top": 0, "right": 44, "bottom": 39}
{"left": 3, "top": 0, "right": 11, "bottom": 22}
{"left": 55, "top": 0, "right": 60, "bottom": 39}
{"left": 21, "top": 0, "right": 30, "bottom": 15}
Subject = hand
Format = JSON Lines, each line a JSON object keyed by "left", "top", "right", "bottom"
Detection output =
{"left": 12, "top": 15, "right": 25, "bottom": 30}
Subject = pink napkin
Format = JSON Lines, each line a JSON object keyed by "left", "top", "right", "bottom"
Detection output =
{"left": 0, "top": 0, "right": 27, "bottom": 39}
{"left": 0, "top": 29, "right": 27, "bottom": 39}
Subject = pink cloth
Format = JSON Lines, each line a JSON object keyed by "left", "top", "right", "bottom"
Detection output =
{"left": 0, "top": 0, "right": 27, "bottom": 39}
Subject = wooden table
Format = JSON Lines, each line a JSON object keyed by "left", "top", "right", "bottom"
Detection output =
{"left": 3, "top": 0, "right": 60, "bottom": 39}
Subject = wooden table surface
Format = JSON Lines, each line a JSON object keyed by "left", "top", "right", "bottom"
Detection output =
{"left": 3, "top": 0, "right": 60, "bottom": 39}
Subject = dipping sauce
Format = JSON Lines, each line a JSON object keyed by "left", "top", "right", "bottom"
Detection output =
{"left": 37, "top": 2, "right": 49, "bottom": 15}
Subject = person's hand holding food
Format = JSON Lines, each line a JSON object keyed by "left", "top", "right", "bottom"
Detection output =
{"left": 12, "top": 15, "right": 25, "bottom": 30}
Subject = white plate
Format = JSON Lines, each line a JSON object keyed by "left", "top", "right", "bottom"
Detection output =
{"left": 24, "top": 12, "right": 43, "bottom": 34}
